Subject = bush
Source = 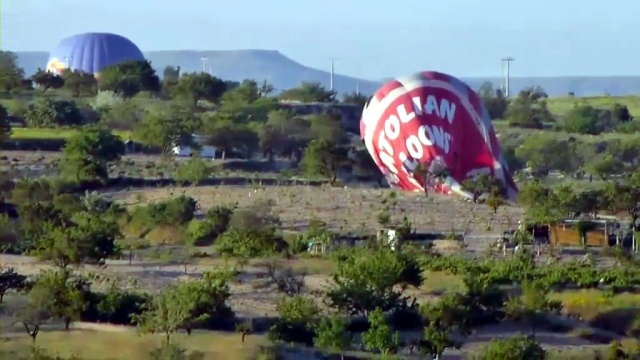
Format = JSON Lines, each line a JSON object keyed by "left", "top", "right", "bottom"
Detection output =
{"left": 81, "top": 289, "right": 149, "bottom": 325}
{"left": 130, "top": 196, "right": 197, "bottom": 228}
{"left": 184, "top": 204, "right": 236, "bottom": 246}
{"left": 215, "top": 228, "right": 288, "bottom": 258}
{"left": 473, "top": 335, "right": 545, "bottom": 360}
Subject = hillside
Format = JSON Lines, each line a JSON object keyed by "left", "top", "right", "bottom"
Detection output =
{"left": 14, "top": 50, "right": 640, "bottom": 96}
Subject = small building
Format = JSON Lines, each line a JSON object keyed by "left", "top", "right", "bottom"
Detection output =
{"left": 172, "top": 135, "right": 223, "bottom": 159}
{"left": 549, "top": 219, "right": 619, "bottom": 248}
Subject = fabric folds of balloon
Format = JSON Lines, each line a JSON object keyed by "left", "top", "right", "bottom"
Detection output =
{"left": 359, "top": 71, "right": 518, "bottom": 201}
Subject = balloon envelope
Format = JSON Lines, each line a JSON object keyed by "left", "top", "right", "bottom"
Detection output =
{"left": 46, "top": 32, "right": 145, "bottom": 75}
{"left": 360, "top": 71, "right": 518, "bottom": 201}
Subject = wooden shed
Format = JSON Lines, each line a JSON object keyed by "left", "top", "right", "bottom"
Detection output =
{"left": 549, "top": 219, "right": 617, "bottom": 247}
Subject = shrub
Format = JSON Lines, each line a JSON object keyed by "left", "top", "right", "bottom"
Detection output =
{"left": 473, "top": 335, "right": 545, "bottom": 360}
{"left": 130, "top": 196, "right": 197, "bottom": 228}
{"left": 81, "top": 289, "right": 149, "bottom": 325}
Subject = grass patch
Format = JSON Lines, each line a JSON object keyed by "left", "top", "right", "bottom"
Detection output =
{"left": 193, "top": 255, "right": 337, "bottom": 276}
{"left": 421, "top": 271, "right": 466, "bottom": 295}
{"left": 552, "top": 289, "right": 640, "bottom": 335}
{"left": 0, "top": 328, "right": 265, "bottom": 360}
{"left": 546, "top": 96, "right": 640, "bottom": 116}
{"left": 144, "top": 225, "right": 185, "bottom": 245}
{"left": 10, "top": 127, "right": 132, "bottom": 140}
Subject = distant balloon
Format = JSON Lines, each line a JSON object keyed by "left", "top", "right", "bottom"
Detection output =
{"left": 360, "top": 71, "right": 518, "bottom": 201}
{"left": 46, "top": 32, "right": 145, "bottom": 76}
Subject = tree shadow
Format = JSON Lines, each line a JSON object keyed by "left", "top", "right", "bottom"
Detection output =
{"left": 589, "top": 307, "right": 640, "bottom": 335}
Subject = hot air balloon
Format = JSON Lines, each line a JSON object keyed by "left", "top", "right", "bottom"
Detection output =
{"left": 360, "top": 71, "right": 518, "bottom": 201}
{"left": 46, "top": 33, "right": 145, "bottom": 76}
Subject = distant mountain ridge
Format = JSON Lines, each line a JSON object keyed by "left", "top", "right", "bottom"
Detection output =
{"left": 12, "top": 50, "right": 640, "bottom": 97}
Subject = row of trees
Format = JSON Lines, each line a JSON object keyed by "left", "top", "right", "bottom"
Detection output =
{"left": 0, "top": 121, "right": 380, "bottom": 185}
{"left": 0, "top": 50, "right": 367, "bottom": 104}
{"left": 2, "top": 239, "right": 639, "bottom": 359}
{"left": 479, "top": 83, "right": 637, "bottom": 134}
{"left": 518, "top": 174, "right": 640, "bottom": 233}
{"left": 4, "top": 49, "right": 638, "bottom": 136}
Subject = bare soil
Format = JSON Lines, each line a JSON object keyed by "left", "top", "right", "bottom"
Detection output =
{"left": 108, "top": 185, "right": 523, "bottom": 237}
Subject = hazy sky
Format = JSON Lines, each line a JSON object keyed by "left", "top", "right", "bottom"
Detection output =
{"left": 2, "top": 0, "right": 637, "bottom": 79}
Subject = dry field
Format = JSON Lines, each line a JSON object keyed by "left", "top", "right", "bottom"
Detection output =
{"left": 108, "top": 185, "right": 523, "bottom": 238}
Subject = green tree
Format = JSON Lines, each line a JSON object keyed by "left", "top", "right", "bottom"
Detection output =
{"left": 163, "top": 65, "right": 181, "bottom": 82}
{"left": 61, "top": 69, "right": 97, "bottom": 97}
{"left": 133, "top": 282, "right": 202, "bottom": 344}
{"left": 223, "top": 79, "right": 262, "bottom": 104}
{"left": 13, "top": 279, "right": 54, "bottom": 342}
{"left": 215, "top": 200, "right": 283, "bottom": 259}
{"left": 611, "top": 103, "right": 633, "bottom": 122}
{"left": 172, "top": 72, "right": 228, "bottom": 105}
{"left": 203, "top": 120, "right": 259, "bottom": 158}
{"left": 478, "top": 81, "right": 509, "bottom": 120}
{"left": 309, "top": 113, "right": 346, "bottom": 144}
{"left": 97, "top": 99, "right": 144, "bottom": 131}
{"left": 25, "top": 99, "right": 84, "bottom": 128}
{"left": 0, "top": 267, "right": 26, "bottom": 303}
{"left": 362, "top": 308, "right": 399, "bottom": 355}
{"left": 268, "top": 295, "right": 320, "bottom": 345}
{"left": 505, "top": 87, "right": 553, "bottom": 129}
{"left": 504, "top": 280, "right": 562, "bottom": 339}
{"left": 300, "top": 139, "right": 348, "bottom": 184}
{"left": 180, "top": 270, "right": 234, "bottom": 334}
{"left": 563, "top": 104, "right": 603, "bottom": 135}
{"left": 174, "top": 156, "right": 212, "bottom": 186}
{"left": 421, "top": 322, "right": 460, "bottom": 360}
{"left": 135, "top": 105, "right": 198, "bottom": 155}
{"left": 461, "top": 174, "right": 504, "bottom": 203}
{"left": 32, "top": 270, "right": 86, "bottom": 330}
{"left": 62, "top": 126, "right": 125, "bottom": 183}
{"left": 327, "top": 247, "right": 423, "bottom": 316}
{"left": 584, "top": 154, "right": 625, "bottom": 180}
{"left": 31, "top": 68, "right": 65, "bottom": 93}
{"left": 607, "top": 173, "right": 640, "bottom": 233}
{"left": 34, "top": 210, "right": 121, "bottom": 269}
{"left": 258, "top": 110, "right": 309, "bottom": 160}
{"left": 0, "top": 104, "right": 11, "bottom": 142}
{"left": 0, "top": 51, "right": 26, "bottom": 91}
{"left": 474, "top": 335, "right": 545, "bottom": 360}
{"left": 280, "top": 82, "right": 336, "bottom": 103}
{"left": 99, "top": 60, "right": 161, "bottom": 98}
{"left": 314, "top": 316, "right": 352, "bottom": 359}
{"left": 516, "top": 134, "right": 579, "bottom": 175}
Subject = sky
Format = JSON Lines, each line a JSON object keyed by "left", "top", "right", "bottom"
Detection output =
{"left": 2, "top": 0, "right": 638, "bottom": 79}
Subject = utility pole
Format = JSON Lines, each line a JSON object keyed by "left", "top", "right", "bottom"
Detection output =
{"left": 501, "top": 57, "right": 514, "bottom": 97}
{"left": 200, "top": 56, "right": 207, "bottom": 73}
{"left": 330, "top": 58, "right": 338, "bottom": 92}
{"left": 355, "top": 62, "right": 360, "bottom": 94}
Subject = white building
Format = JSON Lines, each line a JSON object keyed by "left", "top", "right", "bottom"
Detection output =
{"left": 172, "top": 135, "right": 223, "bottom": 159}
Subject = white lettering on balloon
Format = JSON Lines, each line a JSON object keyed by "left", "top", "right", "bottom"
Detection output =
{"left": 376, "top": 95, "right": 456, "bottom": 178}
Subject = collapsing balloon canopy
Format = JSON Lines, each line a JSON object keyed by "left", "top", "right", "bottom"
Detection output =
{"left": 359, "top": 71, "right": 518, "bottom": 201}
